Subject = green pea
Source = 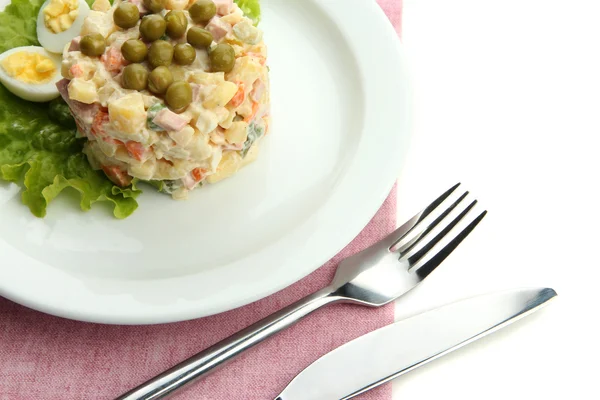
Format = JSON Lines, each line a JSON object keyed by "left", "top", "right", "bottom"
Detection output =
{"left": 173, "top": 43, "right": 196, "bottom": 65}
{"left": 80, "top": 33, "right": 106, "bottom": 57}
{"left": 165, "top": 81, "right": 192, "bottom": 111}
{"left": 209, "top": 43, "right": 235, "bottom": 73}
{"left": 148, "top": 40, "right": 174, "bottom": 68}
{"left": 140, "top": 14, "right": 167, "bottom": 42}
{"left": 189, "top": 0, "right": 217, "bottom": 23}
{"left": 165, "top": 10, "right": 188, "bottom": 39}
{"left": 121, "top": 39, "right": 148, "bottom": 63}
{"left": 113, "top": 2, "right": 140, "bottom": 29}
{"left": 187, "top": 27, "right": 213, "bottom": 48}
{"left": 148, "top": 66, "right": 173, "bottom": 94}
{"left": 143, "top": 0, "right": 166, "bottom": 13}
{"left": 122, "top": 64, "right": 149, "bottom": 91}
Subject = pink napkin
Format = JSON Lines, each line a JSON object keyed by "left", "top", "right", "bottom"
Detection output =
{"left": 0, "top": 2, "right": 402, "bottom": 399}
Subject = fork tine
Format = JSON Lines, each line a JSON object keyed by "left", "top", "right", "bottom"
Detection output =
{"left": 382, "top": 183, "right": 462, "bottom": 249}
{"left": 391, "top": 190, "right": 469, "bottom": 254}
{"left": 404, "top": 199, "right": 478, "bottom": 265}
{"left": 413, "top": 210, "right": 487, "bottom": 279}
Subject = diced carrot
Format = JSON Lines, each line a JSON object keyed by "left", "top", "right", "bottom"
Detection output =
{"left": 124, "top": 141, "right": 146, "bottom": 161}
{"left": 101, "top": 165, "right": 132, "bottom": 187}
{"left": 70, "top": 64, "right": 84, "bottom": 78}
{"left": 91, "top": 110, "right": 110, "bottom": 137}
{"left": 191, "top": 168, "right": 208, "bottom": 182}
{"left": 244, "top": 101, "right": 260, "bottom": 123}
{"left": 228, "top": 82, "right": 246, "bottom": 108}
{"left": 101, "top": 47, "right": 126, "bottom": 74}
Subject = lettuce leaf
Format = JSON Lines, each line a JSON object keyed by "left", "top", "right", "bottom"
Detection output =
{"left": 0, "top": 0, "right": 140, "bottom": 218}
{"left": 235, "top": 0, "right": 261, "bottom": 25}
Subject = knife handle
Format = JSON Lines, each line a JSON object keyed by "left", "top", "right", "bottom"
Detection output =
{"left": 115, "top": 286, "right": 342, "bottom": 400}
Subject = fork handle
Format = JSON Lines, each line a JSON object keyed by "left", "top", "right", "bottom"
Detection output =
{"left": 115, "top": 286, "right": 342, "bottom": 400}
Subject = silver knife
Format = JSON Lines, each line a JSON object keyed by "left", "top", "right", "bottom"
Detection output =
{"left": 275, "top": 287, "right": 556, "bottom": 400}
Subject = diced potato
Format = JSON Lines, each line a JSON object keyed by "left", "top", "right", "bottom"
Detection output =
{"left": 91, "top": 66, "right": 110, "bottom": 87}
{"left": 220, "top": 8, "right": 244, "bottom": 26}
{"left": 218, "top": 109, "right": 236, "bottom": 129}
{"left": 209, "top": 130, "right": 225, "bottom": 145}
{"left": 92, "top": 0, "right": 111, "bottom": 12}
{"left": 232, "top": 20, "right": 263, "bottom": 45}
{"left": 187, "top": 131, "right": 213, "bottom": 161}
{"left": 193, "top": 110, "right": 219, "bottom": 135}
{"left": 108, "top": 93, "right": 146, "bottom": 134}
{"left": 206, "top": 151, "right": 242, "bottom": 183}
{"left": 68, "top": 78, "right": 98, "bottom": 104}
{"left": 106, "top": 27, "right": 140, "bottom": 46}
{"left": 169, "top": 126, "right": 195, "bottom": 147}
{"left": 189, "top": 71, "right": 225, "bottom": 86}
{"left": 203, "top": 81, "right": 238, "bottom": 108}
{"left": 224, "top": 121, "right": 248, "bottom": 144}
{"left": 61, "top": 59, "right": 73, "bottom": 79}
{"left": 227, "top": 56, "right": 263, "bottom": 87}
{"left": 129, "top": 159, "right": 157, "bottom": 181}
{"left": 81, "top": 10, "right": 116, "bottom": 38}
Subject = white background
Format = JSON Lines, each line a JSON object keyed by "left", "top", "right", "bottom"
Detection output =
{"left": 392, "top": 0, "right": 599, "bottom": 398}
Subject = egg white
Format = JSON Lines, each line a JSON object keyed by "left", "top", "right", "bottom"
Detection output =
{"left": 0, "top": 46, "right": 63, "bottom": 102}
{"left": 37, "top": 0, "right": 91, "bottom": 54}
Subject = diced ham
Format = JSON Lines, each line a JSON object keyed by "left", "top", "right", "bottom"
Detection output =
{"left": 250, "top": 79, "right": 265, "bottom": 102}
{"left": 191, "top": 84, "right": 202, "bottom": 103}
{"left": 152, "top": 109, "right": 191, "bottom": 132}
{"left": 206, "top": 16, "right": 232, "bottom": 41}
{"left": 56, "top": 78, "right": 69, "bottom": 99}
{"left": 181, "top": 174, "right": 197, "bottom": 190}
{"left": 68, "top": 36, "right": 81, "bottom": 52}
{"left": 214, "top": 0, "right": 233, "bottom": 15}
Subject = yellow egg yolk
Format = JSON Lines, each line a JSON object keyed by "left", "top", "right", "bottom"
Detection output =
{"left": 44, "top": 0, "right": 79, "bottom": 34}
{"left": 1, "top": 52, "right": 57, "bottom": 84}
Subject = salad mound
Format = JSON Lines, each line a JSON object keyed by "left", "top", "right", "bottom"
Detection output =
{"left": 0, "top": 0, "right": 265, "bottom": 218}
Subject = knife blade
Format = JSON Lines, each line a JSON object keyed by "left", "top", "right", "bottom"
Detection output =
{"left": 275, "top": 287, "right": 556, "bottom": 400}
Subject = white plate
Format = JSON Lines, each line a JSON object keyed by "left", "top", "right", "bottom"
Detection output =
{"left": 0, "top": 0, "right": 410, "bottom": 324}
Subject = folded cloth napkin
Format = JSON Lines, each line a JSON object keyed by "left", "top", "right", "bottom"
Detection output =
{"left": 0, "top": 2, "right": 402, "bottom": 399}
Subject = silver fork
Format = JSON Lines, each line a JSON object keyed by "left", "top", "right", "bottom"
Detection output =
{"left": 117, "top": 184, "right": 487, "bottom": 400}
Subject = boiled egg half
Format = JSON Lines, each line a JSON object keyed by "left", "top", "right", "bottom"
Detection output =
{"left": 37, "top": 0, "right": 91, "bottom": 54}
{"left": 0, "top": 46, "right": 62, "bottom": 102}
